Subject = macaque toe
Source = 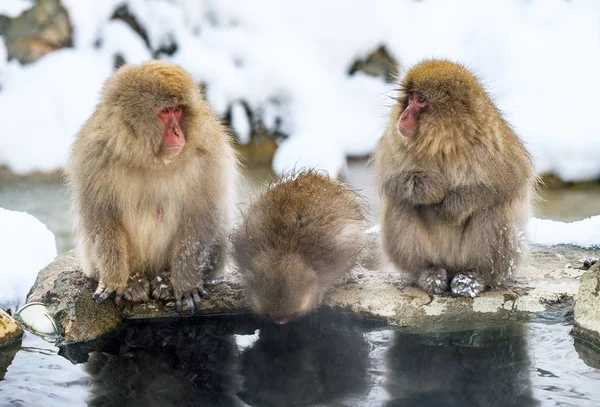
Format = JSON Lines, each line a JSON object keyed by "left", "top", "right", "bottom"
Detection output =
{"left": 175, "top": 288, "right": 205, "bottom": 313}
{"left": 417, "top": 268, "right": 449, "bottom": 294}
{"left": 198, "top": 287, "right": 209, "bottom": 300}
{"left": 93, "top": 283, "right": 116, "bottom": 303}
{"left": 450, "top": 274, "right": 486, "bottom": 297}
{"left": 122, "top": 273, "right": 150, "bottom": 303}
{"left": 150, "top": 275, "right": 174, "bottom": 300}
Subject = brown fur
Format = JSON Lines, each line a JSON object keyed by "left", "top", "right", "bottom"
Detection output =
{"left": 232, "top": 170, "right": 367, "bottom": 322}
{"left": 372, "top": 59, "right": 536, "bottom": 296}
{"left": 67, "top": 60, "right": 238, "bottom": 309}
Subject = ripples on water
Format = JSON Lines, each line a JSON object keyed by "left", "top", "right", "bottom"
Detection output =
{"left": 1, "top": 313, "right": 599, "bottom": 407}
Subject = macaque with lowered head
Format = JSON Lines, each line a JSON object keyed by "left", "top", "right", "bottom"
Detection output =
{"left": 232, "top": 170, "right": 367, "bottom": 323}
{"left": 68, "top": 60, "right": 237, "bottom": 311}
{"left": 373, "top": 59, "right": 535, "bottom": 297}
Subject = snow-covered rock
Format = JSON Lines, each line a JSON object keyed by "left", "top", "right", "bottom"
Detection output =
{"left": 2, "top": 0, "right": 600, "bottom": 180}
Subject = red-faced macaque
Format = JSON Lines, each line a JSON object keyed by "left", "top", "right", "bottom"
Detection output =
{"left": 232, "top": 171, "right": 367, "bottom": 323}
{"left": 373, "top": 59, "right": 535, "bottom": 297}
{"left": 68, "top": 60, "right": 238, "bottom": 311}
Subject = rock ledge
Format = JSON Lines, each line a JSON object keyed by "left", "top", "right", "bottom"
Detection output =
{"left": 27, "top": 244, "right": 599, "bottom": 344}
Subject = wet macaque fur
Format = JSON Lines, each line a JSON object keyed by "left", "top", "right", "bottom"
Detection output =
{"left": 232, "top": 171, "right": 367, "bottom": 323}
{"left": 373, "top": 59, "right": 535, "bottom": 297}
{"left": 68, "top": 60, "right": 237, "bottom": 311}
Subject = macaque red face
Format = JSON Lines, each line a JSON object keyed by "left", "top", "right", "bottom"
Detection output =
{"left": 397, "top": 91, "right": 428, "bottom": 138}
{"left": 158, "top": 105, "right": 185, "bottom": 156}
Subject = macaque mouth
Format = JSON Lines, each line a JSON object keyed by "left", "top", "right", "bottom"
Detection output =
{"left": 397, "top": 91, "right": 428, "bottom": 138}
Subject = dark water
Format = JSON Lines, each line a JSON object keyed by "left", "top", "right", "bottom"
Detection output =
{"left": 1, "top": 312, "right": 599, "bottom": 407}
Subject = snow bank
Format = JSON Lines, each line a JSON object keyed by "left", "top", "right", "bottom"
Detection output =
{"left": 0, "top": 0, "right": 32, "bottom": 18}
{"left": 2, "top": 0, "right": 600, "bottom": 180}
{"left": 368, "top": 216, "right": 600, "bottom": 249}
{"left": 0, "top": 208, "right": 57, "bottom": 311}
{"left": 528, "top": 216, "right": 600, "bottom": 249}
{"left": 0, "top": 49, "right": 112, "bottom": 173}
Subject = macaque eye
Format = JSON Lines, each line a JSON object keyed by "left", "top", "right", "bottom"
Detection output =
{"left": 174, "top": 106, "right": 182, "bottom": 113}
{"left": 160, "top": 107, "right": 169, "bottom": 115}
{"left": 418, "top": 96, "right": 426, "bottom": 104}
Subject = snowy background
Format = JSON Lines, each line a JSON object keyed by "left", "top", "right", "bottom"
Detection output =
{"left": 2, "top": 0, "right": 600, "bottom": 309}
{"left": 1, "top": 0, "right": 600, "bottom": 179}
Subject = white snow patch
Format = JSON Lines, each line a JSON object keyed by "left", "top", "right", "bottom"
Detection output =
{"left": 0, "top": 49, "right": 112, "bottom": 174}
{"left": 230, "top": 102, "right": 251, "bottom": 144}
{"left": 61, "top": 0, "right": 125, "bottom": 49}
{"left": 0, "top": 208, "right": 57, "bottom": 311}
{"left": 528, "top": 216, "right": 600, "bottom": 248}
{"left": 0, "top": 0, "right": 32, "bottom": 18}
{"left": 368, "top": 217, "right": 600, "bottom": 248}
{"left": 99, "top": 19, "right": 152, "bottom": 64}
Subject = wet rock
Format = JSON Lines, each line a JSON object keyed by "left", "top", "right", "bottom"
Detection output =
{"left": 27, "top": 251, "right": 247, "bottom": 344}
{"left": 26, "top": 242, "right": 599, "bottom": 344}
{"left": 0, "top": 0, "right": 73, "bottom": 64}
{"left": 0, "top": 341, "right": 20, "bottom": 380}
{"left": 0, "top": 309, "right": 22, "bottom": 348}
{"left": 573, "top": 338, "right": 600, "bottom": 369}
{"left": 572, "top": 262, "right": 600, "bottom": 348}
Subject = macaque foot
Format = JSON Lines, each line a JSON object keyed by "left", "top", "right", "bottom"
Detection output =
{"left": 150, "top": 274, "right": 174, "bottom": 300}
{"left": 450, "top": 274, "right": 486, "bottom": 297}
{"left": 92, "top": 282, "right": 123, "bottom": 304}
{"left": 417, "top": 268, "right": 449, "bottom": 294}
{"left": 122, "top": 273, "right": 150, "bottom": 303}
{"left": 176, "top": 287, "right": 209, "bottom": 313}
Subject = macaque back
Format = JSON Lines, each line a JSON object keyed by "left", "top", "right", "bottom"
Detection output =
{"left": 232, "top": 171, "right": 367, "bottom": 323}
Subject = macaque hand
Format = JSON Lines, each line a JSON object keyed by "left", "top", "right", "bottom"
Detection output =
{"left": 397, "top": 170, "right": 446, "bottom": 206}
{"left": 438, "top": 190, "right": 471, "bottom": 226}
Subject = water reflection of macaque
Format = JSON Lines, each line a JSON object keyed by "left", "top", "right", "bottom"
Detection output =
{"left": 239, "top": 312, "right": 371, "bottom": 406}
{"left": 82, "top": 320, "right": 243, "bottom": 407}
{"left": 385, "top": 325, "right": 539, "bottom": 407}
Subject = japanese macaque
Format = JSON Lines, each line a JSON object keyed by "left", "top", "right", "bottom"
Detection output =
{"left": 68, "top": 60, "right": 237, "bottom": 311}
{"left": 232, "top": 171, "right": 367, "bottom": 323}
{"left": 373, "top": 59, "right": 535, "bottom": 297}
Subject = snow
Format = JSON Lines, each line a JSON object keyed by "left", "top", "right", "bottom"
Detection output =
{"left": 1, "top": 0, "right": 600, "bottom": 180}
{"left": 0, "top": 49, "right": 112, "bottom": 173}
{"left": 100, "top": 20, "right": 152, "bottom": 64}
{"left": 0, "top": 0, "right": 32, "bottom": 18}
{"left": 0, "top": 208, "right": 57, "bottom": 311}
{"left": 230, "top": 102, "right": 251, "bottom": 144}
{"left": 528, "top": 216, "right": 600, "bottom": 249}
{"left": 368, "top": 217, "right": 600, "bottom": 249}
